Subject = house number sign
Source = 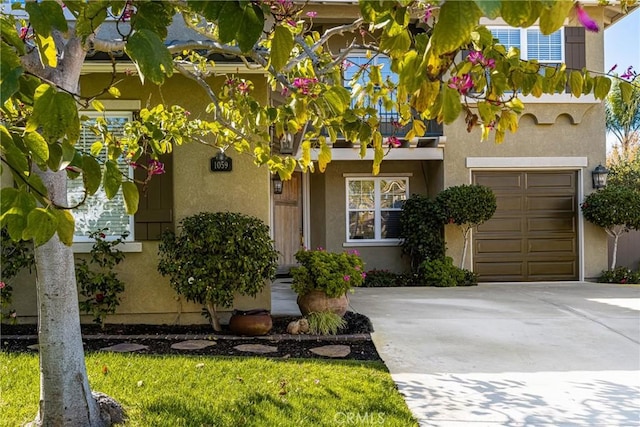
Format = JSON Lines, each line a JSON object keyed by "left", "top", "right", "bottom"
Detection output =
{"left": 210, "top": 153, "right": 233, "bottom": 172}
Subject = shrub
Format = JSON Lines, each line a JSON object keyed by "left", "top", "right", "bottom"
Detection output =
{"left": 306, "top": 311, "right": 347, "bottom": 335}
{"left": 291, "top": 249, "right": 365, "bottom": 298}
{"left": 76, "top": 229, "right": 128, "bottom": 329}
{"left": 436, "top": 184, "right": 497, "bottom": 268}
{"left": 158, "top": 212, "right": 278, "bottom": 331}
{"left": 399, "top": 195, "right": 446, "bottom": 272}
{"left": 363, "top": 269, "right": 402, "bottom": 287}
{"left": 418, "top": 257, "right": 477, "bottom": 287}
{"left": 598, "top": 267, "right": 640, "bottom": 284}
{"left": 0, "top": 228, "right": 34, "bottom": 323}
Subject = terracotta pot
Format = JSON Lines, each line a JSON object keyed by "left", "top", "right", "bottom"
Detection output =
{"left": 229, "top": 309, "right": 272, "bottom": 336}
{"left": 296, "top": 291, "right": 349, "bottom": 317}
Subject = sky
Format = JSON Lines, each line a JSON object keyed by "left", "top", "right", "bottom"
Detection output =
{"left": 604, "top": 8, "right": 640, "bottom": 152}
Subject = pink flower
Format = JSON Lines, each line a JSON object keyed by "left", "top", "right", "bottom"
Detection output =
{"left": 19, "top": 27, "right": 28, "bottom": 40}
{"left": 306, "top": 11, "right": 317, "bottom": 18}
{"left": 422, "top": 5, "right": 432, "bottom": 22}
{"left": 99, "top": 233, "right": 106, "bottom": 239}
{"left": 343, "top": 275, "right": 350, "bottom": 282}
{"left": 237, "top": 81, "right": 251, "bottom": 94}
{"left": 95, "top": 293, "right": 105, "bottom": 303}
{"left": 468, "top": 51, "right": 496, "bottom": 70}
{"left": 621, "top": 66, "right": 635, "bottom": 80}
{"left": 0, "top": 281, "right": 5, "bottom": 290}
{"left": 391, "top": 120, "right": 402, "bottom": 129}
{"left": 148, "top": 159, "right": 165, "bottom": 175}
{"left": 361, "top": 272, "right": 367, "bottom": 279}
{"left": 608, "top": 64, "right": 618, "bottom": 74}
{"left": 388, "top": 136, "right": 401, "bottom": 148}
{"left": 575, "top": 3, "right": 599, "bottom": 33}
{"left": 448, "top": 74, "right": 474, "bottom": 95}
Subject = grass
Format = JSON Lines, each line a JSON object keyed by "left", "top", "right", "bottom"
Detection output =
{"left": 0, "top": 352, "right": 417, "bottom": 427}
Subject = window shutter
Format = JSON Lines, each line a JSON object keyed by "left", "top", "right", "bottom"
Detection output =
{"left": 134, "top": 153, "right": 174, "bottom": 240}
{"left": 565, "top": 27, "right": 586, "bottom": 71}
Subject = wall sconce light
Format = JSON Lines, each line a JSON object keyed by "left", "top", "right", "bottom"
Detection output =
{"left": 272, "top": 173, "right": 283, "bottom": 195}
{"left": 280, "top": 133, "right": 294, "bottom": 154}
{"left": 591, "top": 164, "right": 609, "bottom": 189}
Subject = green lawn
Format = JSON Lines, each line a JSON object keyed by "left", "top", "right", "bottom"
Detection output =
{"left": 1, "top": 352, "right": 417, "bottom": 426}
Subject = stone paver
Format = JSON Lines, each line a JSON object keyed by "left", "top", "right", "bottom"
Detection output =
{"left": 100, "top": 343, "right": 148, "bottom": 353}
{"left": 233, "top": 344, "right": 278, "bottom": 354}
{"left": 171, "top": 340, "right": 216, "bottom": 350}
{"left": 309, "top": 344, "right": 351, "bottom": 358}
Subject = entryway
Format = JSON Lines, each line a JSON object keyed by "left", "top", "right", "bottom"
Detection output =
{"left": 273, "top": 171, "right": 303, "bottom": 275}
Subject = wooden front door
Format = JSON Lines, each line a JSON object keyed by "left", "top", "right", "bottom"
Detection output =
{"left": 274, "top": 172, "right": 303, "bottom": 270}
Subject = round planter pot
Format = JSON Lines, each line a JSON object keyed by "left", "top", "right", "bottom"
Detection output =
{"left": 297, "top": 291, "right": 349, "bottom": 317}
{"left": 229, "top": 309, "right": 273, "bottom": 336}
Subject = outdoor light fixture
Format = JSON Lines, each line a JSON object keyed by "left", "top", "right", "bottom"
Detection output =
{"left": 591, "top": 164, "right": 609, "bottom": 189}
{"left": 280, "top": 133, "right": 294, "bottom": 154}
{"left": 272, "top": 173, "right": 283, "bottom": 195}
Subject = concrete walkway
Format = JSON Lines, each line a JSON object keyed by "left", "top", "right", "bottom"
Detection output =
{"left": 347, "top": 282, "right": 640, "bottom": 427}
{"left": 272, "top": 280, "right": 640, "bottom": 426}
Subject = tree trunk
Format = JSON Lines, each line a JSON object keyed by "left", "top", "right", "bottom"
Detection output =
{"left": 611, "top": 233, "right": 620, "bottom": 270}
{"left": 460, "top": 227, "right": 471, "bottom": 269}
{"left": 206, "top": 301, "right": 223, "bottom": 332}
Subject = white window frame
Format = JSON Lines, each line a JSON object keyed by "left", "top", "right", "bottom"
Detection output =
{"left": 345, "top": 175, "right": 409, "bottom": 243}
{"left": 70, "top": 111, "right": 135, "bottom": 243}
{"left": 489, "top": 26, "right": 565, "bottom": 65}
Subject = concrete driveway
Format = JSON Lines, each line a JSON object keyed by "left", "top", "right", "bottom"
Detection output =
{"left": 348, "top": 282, "right": 640, "bottom": 427}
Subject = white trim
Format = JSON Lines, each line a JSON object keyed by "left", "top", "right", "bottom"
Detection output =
{"left": 82, "top": 100, "right": 141, "bottom": 111}
{"left": 302, "top": 172, "right": 311, "bottom": 251}
{"left": 310, "top": 147, "right": 443, "bottom": 161}
{"left": 465, "top": 94, "right": 599, "bottom": 105}
{"left": 81, "top": 61, "right": 267, "bottom": 75}
{"left": 342, "top": 241, "right": 402, "bottom": 248}
{"left": 466, "top": 157, "right": 588, "bottom": 168}
{"left": 73, "top": 242, "right": 142, "bottom": 253}
{"left": 343, "top": 172, "right": 413, "bottom": 177}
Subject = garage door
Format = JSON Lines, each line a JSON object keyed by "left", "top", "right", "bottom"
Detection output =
{"left": 472, "top": 171, "right": 578, "bottom": 281}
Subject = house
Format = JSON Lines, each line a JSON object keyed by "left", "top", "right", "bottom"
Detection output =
{"left": 3, "top": 2, "right": 630, "bottom": 325}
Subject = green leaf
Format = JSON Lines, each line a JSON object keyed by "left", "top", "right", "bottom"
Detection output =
{"left": 25, "top": 1, "right": 67, "bottom": 34}
{"left": 132, "top": 1, "right": 175, "bottom": 40}
{"left": 539, "top": 0, "right": 574, "bottom": 35}
{"left": 187, "top": 1, "right": 224, "bottom": 21}
{"left": 218, "top": 1, "right": 242, "bottom": 44}
{"left": 75, "top": 1, "right": 109, "bottom": 41}
{"left": 91, "top": 99, "right": 105, "bottom": 112}
{"left": 108, "top": 87, "right": 121, "bottom": 98}
{"left": 82, "top": 155, "right": 102, "bottom": 196}
{"left": 24, "top": 131, "right": 49, "bottom": 163}
{"left": 380, "top": 30, "right": 412, "bottom": 56}
{"left": 569, "top": 70, "right": 583, "bottom": 98}
{"left": 28, "top": 84, "right": 80, "bottom": 143}
{"left": 27, "top": 174, "right": 48, "bottom": 201}
{"left": 23, "top": 207, "right": 57, "bottom": 247}
{"left": 52, "top": 209, "right": 75, "bottom": 246}
{"left": 412, "top": 120, "right": 426, "bottom": 137}
{"left": 473, "top": 0, "right": 501, "bottom": 18}
{"left": 593, "top": 76, "right": 611, "bottom": 99}
{"left": 501, "top": 0, "right": 541, "bottom": 28}
{"left": 0, "top": 187, "right": 18, "bottom": 221}
{"left": 47, "top": 143, "right": 62, "bottom": 171}
{"left": 0, "top": 128, "right": 29, "bottom": 177}
{"left": 103, "top": 160, "right": 122, "bottom": 199}
{"left": 33, "top": 33, "right": 58, "bottom": 68}
{"left": 270, "top": 25, "right": 294, "bottom": 72}
{"left": 323, "top": 86, "right": 352, "bottom": 115}
{"left": 430, "top": 1, "right": 482, "bottom": 55}
{"left": 125, "top": 29, "right": 174, "bottom": 85}
{"left": 1, "top": 15, "right": 25, "bottom": 55}
{"left": 619, "top": 81, "right": 633, "bottom": 103}
{"left": 1, "top": 42, "right": 24, "bottom": 103}
{"left": 441, "top": 86, "right": 463, "bottom": 124}
{"left": 122, "top": 181, "right": 139, "bottom": 215}
{"left": 318, "top": 141, "right": 331, "bottom": 173}
{"left": 236, "top": 3, "right": 264, "bottom": 53}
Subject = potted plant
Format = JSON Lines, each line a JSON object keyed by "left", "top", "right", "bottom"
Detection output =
{"left": 158, "top": 212, "right": 278, "bottom": 332}
{"left": 291, "top": 248, "right": 365, "bottom": 316}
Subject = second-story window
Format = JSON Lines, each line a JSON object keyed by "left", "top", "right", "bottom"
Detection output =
{"left": 490, "top": 27, "right": 564, "bottom": 66}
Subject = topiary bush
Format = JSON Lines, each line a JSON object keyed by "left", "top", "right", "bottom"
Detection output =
{"left": 581, "top": 185, "right": 640, "bottom": 270}
{"left": 158, "top": 212, "right": 278, "bottom": 331}
{"left": 291, "top": 249, "right": 365, "bottom": 298}
{"left": 597, "top": 267, "right": 640, "bottom": 284}
{"left": 399, "top": 194, "right": 446, "bottom": 272}
{"left": 418, "top": 256, "right": 477, "bottom": 287}
{"left": 362, "top": 269, "right": 403, "bottom": 287}
{"left": 436, "top": 184, "right": 497, "bottom": 268}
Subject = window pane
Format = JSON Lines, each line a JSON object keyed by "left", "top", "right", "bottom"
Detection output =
{"left": 70, "top": 116, "right": 132, "bottom": 240}
{"left": 380, "top": 179, "right": 407, "bottom": 208}
{"left": 381, "top": 211, "right": 402, "bottom": 239}
{"left": 348, "top": 180, "right": 374, "bottom": 209}
{"left": 491, "top": 29, "right": 520, "bottom": 51}
{"left": 349, "top": 211, "right": 375, "bottom": 240}
{"left": 526, "top": 29, "right": 562, "bottom": 61}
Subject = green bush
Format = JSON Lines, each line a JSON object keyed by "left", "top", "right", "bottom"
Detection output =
{"left": 291, "top": 249, "right": 365, "bottom": 298}
{"left": 76, "top": 229, "right": 127, "bottom": 329}
{"left": 0, "top": 228, "right": 34, "bottom": 323}
{"left": 158, "top": 212, "right": 278, "bottom": 331}
{"left": 598, "top": 267, "right": 640, "bottom": 284}
{"left": 399, "top": 195, "right": 446, "bottom": 272}
{"left": 306, "top": 311, "right": 347, "bottom": 335}
{"left": 418, "top": 257, "right": 477, "bottom": 287}
{"left": 362, "top": 269, "right": 402, "bottom": 287}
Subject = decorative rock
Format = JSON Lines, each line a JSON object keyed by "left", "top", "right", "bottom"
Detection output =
{"left": 309, "top": 345, "right": 351, "bottom": 358}
{"left": 27, "top": 344, "right": 39, "bottom": 351}
{"left": 233, "top": 344, "right": 278, "bottom": 354}
{"left": 92, "top": 391, "right": 126, "bottom": 424}
{"left": 171, "top": 340, "right": 216, "bottom": 350}
{"left": 100, "top": 343, "right": 148, "bottom": 353}
{"left": 287, "top": 318, "right": 310, "bottom": 335}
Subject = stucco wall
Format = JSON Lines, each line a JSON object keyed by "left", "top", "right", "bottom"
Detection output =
{"left": 309, "top": 159, "right": 433, "bottom": 273}
{"left": 7, "top": 72, "right": 274, "bottom": 325}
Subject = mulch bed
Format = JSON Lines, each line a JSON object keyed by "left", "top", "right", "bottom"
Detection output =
{"left": 0, "top": 312, "right": 382, "bottom": 361}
